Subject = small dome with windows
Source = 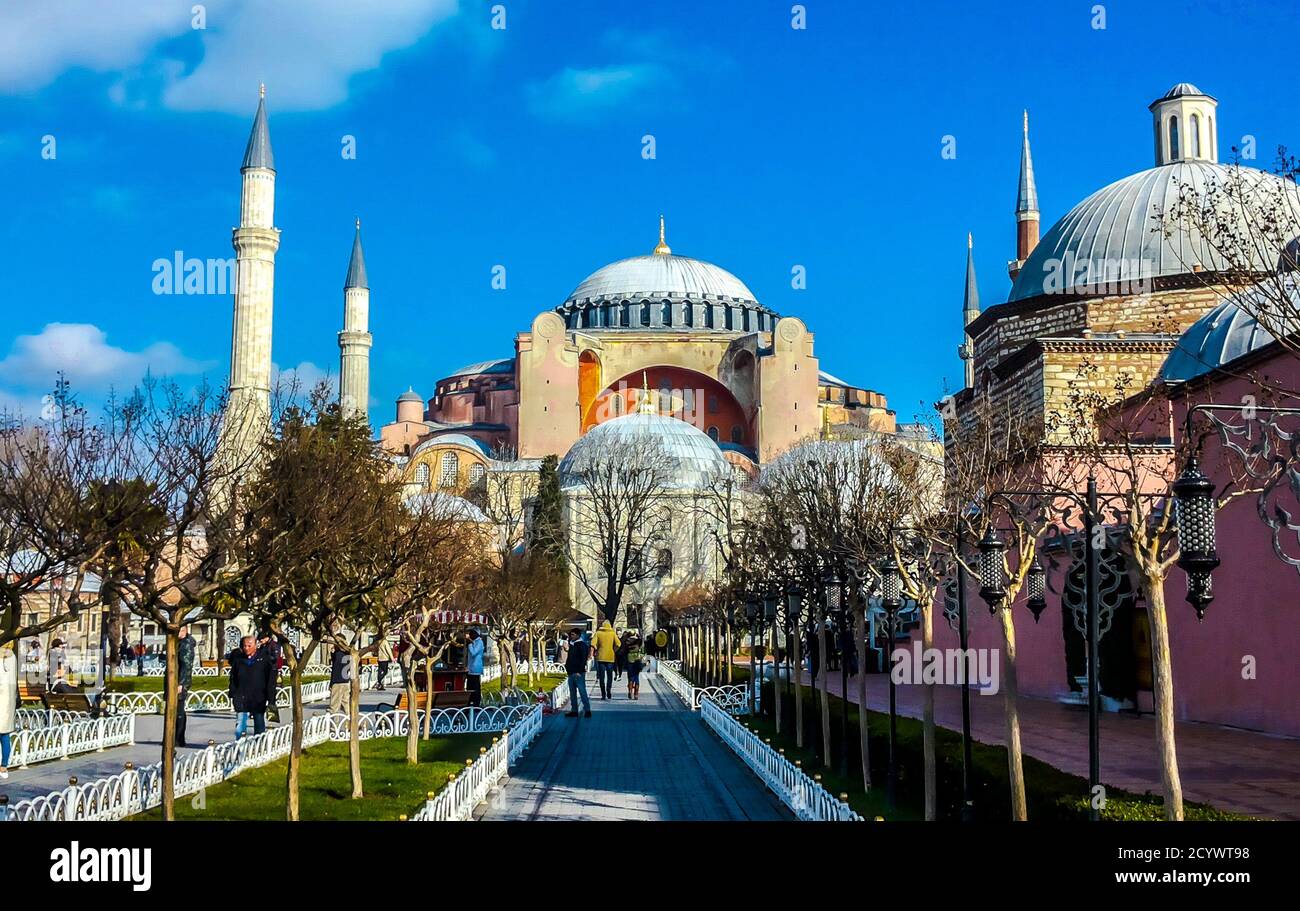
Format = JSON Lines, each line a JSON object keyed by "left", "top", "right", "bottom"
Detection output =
{"left": 559, "top": 412, "right": 729, "bottom": 491}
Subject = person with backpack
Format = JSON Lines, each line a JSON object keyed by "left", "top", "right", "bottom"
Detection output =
{"left": 625, "top": 635, "right": 645, "bottom": 701}
{"left": 563, "top": 630, "right": 591, "bottom": 718}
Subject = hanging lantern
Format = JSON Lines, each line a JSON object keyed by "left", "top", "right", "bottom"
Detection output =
{"left": 786, "top": 586, "right": 804, "bottom": 620}
{"left": 880, "top": 556, "right": 903, "bottom": 611}
{"left": 820, "top": 566, "right": 844, "bottom": 613}
{"left": 1025, "top": 556, "right": 1047, "bottom": 622}
{"left": 978, "top": 527, "right": 1007, "bottom": 612}
{"left": 762, "top": 592, "right": 779, "bottom": 623}
{"left": 744, "top": 596, "right": 758, "bottom": 625}
{"left": 1173, "top": 457, "right": 1219, "bottom": 616}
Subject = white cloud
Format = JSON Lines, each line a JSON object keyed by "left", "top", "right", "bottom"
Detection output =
{"left": 273, "top": 360, "right": 336, "bottom": 400}
{"left": 0, "top": 0, "right": 461, "bottom": 114}
{"left": 0, "top": 323, "right": 211, "bottom": 395}
{"left": 527, "top": 64, "right": 672, "bottom": 122}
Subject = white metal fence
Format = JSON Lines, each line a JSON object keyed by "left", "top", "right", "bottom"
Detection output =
{"left": 655, "top": 661, "right": 756, "bottom": 714}
{"left": 3, "top": 703, "right": 545, "bottom": 822}
{"left": 6, "top": 714, "right": 136, "bottom": 769}
{"left": 699, "top": 696, "right": 861, "bottom": 822}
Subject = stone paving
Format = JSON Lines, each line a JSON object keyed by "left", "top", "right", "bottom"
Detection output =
{"left": 479, "top": 668, "right": 791, "bottom": 821}
{"left": 782, "top": 664, "right": 1300, "bottom": 820}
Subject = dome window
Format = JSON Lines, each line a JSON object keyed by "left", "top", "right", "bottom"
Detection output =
{"left": 707, "top": 426, "right": 720, "bottom": 442}
{"left": 661, "top": 301, "right": 672, "bottom": 325}
{"left": 1190, "top": 113, "right": 1201, "bottom": 158}
{"left": 640, "top": 301, "right": 651, "bottom": 326}
{"left": 414, "top": 463, "right": 430, "bottom": 490}
{"left": 730, "top": 425, "right": 745, "bottom": 444}
{"left": 1168, "top": 115, "right": 1180, "bottom": 160}
{"left": 438, "top": 451, "right": 459, "bottom": 487}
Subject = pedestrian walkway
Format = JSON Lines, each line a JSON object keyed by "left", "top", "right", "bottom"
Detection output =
{"left": 479, "top": 668, "right": 791, "bottom": 821}
{"left": 779, "top": 664, "right": 1300, "bottom": 820}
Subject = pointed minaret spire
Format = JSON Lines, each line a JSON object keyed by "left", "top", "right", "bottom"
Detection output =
{"left": 344, "top": 217, "right": 368, "bottom": 289}
{"left": 242, "top": 86, "right": 275, "bottom": 172}
{"left": 638, "top": 369, "right": 657, "bottom": 414}
{"left": 1009, "top": 110, "right": 1039, "bottom": 281}
{"left": 339, "top": 218, "right": 372, "bottom": 425}
{"left": 652, "top": 215, "right": 672, "bottom": 255}
{"left": 961, "top": 233, "right": 980, "bottom": 389}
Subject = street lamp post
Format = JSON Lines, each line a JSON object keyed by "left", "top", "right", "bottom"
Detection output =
{"left": 952, "top": 525, "right": 976, "bottom": 822}
{"left": 743, "top": 595, "right": 759, "bottom": 715}
{"left": 821, "top": 567, "right": 849, "bottom": 777}
{"left": 878, "top": 554, "right": 904, "bottom": 809}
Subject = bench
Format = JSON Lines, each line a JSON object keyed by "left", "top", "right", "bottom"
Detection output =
{"left": 380, "top": 689, "right": 475, "bottom": 714}
{"left": 42, "top": 690, "right": 109, "bottom": 718}
{"left": 18, "top": 682, "right": 45, "bottom": 704}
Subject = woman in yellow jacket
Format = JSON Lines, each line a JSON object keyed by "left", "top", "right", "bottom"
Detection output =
{"left": 592, "top": 620, "right": 620, "bottom": 700}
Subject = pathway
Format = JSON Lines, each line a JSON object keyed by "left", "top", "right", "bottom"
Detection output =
{"left": 479, "top": 667, "right": 790, "bottom": 821}
{"left": 774, "top": 664, "right": 1300, "bottom": 819}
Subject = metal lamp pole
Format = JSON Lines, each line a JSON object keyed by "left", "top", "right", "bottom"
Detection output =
{"left": 953, "top": 525, "right": 975, "bottom": 822}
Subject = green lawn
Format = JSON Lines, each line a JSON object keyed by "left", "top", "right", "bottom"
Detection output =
{"left": 697, "top": 670, "right": 1249, "bottom": 821}
{"left": 104, "top": 674, "right": 327, "bottom": 693}
{"left": 482, "top": 672, "right": 566, "bottom": 695}
{"left": 135, "top": 734, "right": 495, "bottom": 821}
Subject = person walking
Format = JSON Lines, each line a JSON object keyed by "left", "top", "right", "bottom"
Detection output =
{"left": 563, "top": 630, "right": 591, "bottom": 718}
{"left": 174, "top": 624, "right": 196, "bottom": 748}
{"left": 256, "top": 632, "right": 281, "bottom": 723}
{"left": 592, "top": 620, "right": 620, "bottom": 700}
{"left": 376, "top": 636, "right": 394, "bottom": 691}
{"left": 228, "top": 635, "right": 274, "bottom": 739}
{"left": 0, "top": 641, "right": 17, "bottom": 779}
{"left": 329, "top": 646, "right": 351, "bottom": 715}
{"left": 625, "top": 635, "right": 645, "bottom": 701}
{"left": 466, "top": 629, "right": 485, "bottom": 707}
{"left": 134, "top": 641, "right": 145, "bottom": 676}
{"left": 47, "top": 638, "right": 68, "bottom": 692}
{"left": 614, "top": 631, "right": 629, "bottom": 682}
{"left": 117, "top": 634, "right": 130, "bottom": 669}
{"left": 556, "top": 633, "right": 570, "bottom": 669}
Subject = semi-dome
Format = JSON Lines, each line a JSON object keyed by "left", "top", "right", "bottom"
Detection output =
{"left": 1009, "top": 162, "right": 1300, "bottom": 303}
{"left": 1160, "top": 281, "right": 1298, "bottom": 382}
{"left": 559, "top": 412, "right": 728, "bottom": 491}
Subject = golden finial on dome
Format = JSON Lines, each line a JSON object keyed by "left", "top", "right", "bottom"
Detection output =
{"left": 652, "top": 215, "right": 671, "bottom": 255}
{"left": 638, "top": 370, "right": 657, "bottom": 414}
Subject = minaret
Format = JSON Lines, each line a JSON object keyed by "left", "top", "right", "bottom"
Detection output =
{"left": 339, "top": 218, "right": 371, "bottom": 425}
{"left": 221, "top": 84, "right": 279, "bottom": 463}
{"left": 960, "top": 233, "right": 980, "bottom": 389}
{"left": 1008, "top": 110, "right": 1039, "bottom": 282}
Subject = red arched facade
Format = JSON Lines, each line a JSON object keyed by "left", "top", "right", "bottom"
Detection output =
{"left": 581, "top": 366, "right": 751, "bottom": 447}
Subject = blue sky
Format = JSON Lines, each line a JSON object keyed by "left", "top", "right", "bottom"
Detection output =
{"left": 2, "top": 0, "right": 1298, "bottom": 426}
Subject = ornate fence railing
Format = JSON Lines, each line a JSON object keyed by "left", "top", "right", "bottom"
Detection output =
{"left": 699, "top": 696, "right": 860, "bottom": 822}
{"left": 8, "top": 714, "right": 137, "bottom": 769}
{"left": 409, "top": 730, "right": 510, "bottom": 822}
{"left": 15, "top": 708, "right": 92, "bottom": 730}
{"left": 3, "top": 703, "right": 544, "bottom": 822}
{"left": 655, "top": 661, "right": 755, "bottom": 715}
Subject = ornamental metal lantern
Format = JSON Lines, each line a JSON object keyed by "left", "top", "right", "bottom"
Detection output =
{"left": 821, "top": 567, "right": 844, "bottom": 612}
{"left": 786, "top": 586, "right": 804, "bottom": 619}
{"left": 880, "top": 556, "right": 903, "bottom": 611}
{"left": 1173, "top": 457, "right": 1220, "bottom": 616}
{"left": 762, "top": 592, "right": 779, "bottom": 623}
{"left": 744, "top": 597, "right": 758, "bottom": 625}
{"left": 1025, "top": 556, "right": 1047, "bottom": 622}
{"left": 978, "top": 527, "right": 1007, "bottom": 611}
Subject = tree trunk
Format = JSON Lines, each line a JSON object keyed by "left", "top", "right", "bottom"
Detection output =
{"left": 726, "top": 625, "right": 733, "bottom": 684}
{"left": 422, "top": 657, "right": 434, "bottom": 740}
{"left": 160, "top": 626, "right": 179, "bottom": 821}
{"left": 286, "top": 655, "right": 304, "bottom": 821}
{"left": 998, "top": 607, "right": 1028, "bottom": 820}
{"left": 773, "top": 623, "right": 782, "bottom": 733}
{"left": 403, "top": 652, "right": 419, "bottom": 765}
{"left": 817, "top": 607, "right": 831, "bottom": 768}
{"left": 527, "top": 628, "right": 536, "bottom": 688}
{"left": 792, "top": 622, "right": 805, "bottom": 749}
{"left": 921, "top": 601, "right": 937, "bottom": 821}
{"left": 347, "top": 648, "right": 363, "bottom": 799}
{"left": 856, "top": 602, "right": 871, "bottom": 791}
{"left": 1143, "top": 573, "right": 1184, "bottom": 820}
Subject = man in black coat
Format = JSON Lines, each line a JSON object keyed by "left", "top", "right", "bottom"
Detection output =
{"left": 228, "top": 635, "right": 275, "bottom": 739}
{"left": 563, "top": 630, "right": 592, "bottom": 718}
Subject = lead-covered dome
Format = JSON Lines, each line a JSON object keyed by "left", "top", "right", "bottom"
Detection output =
{"left": 1160, "top": 280, "right": 1298, "bottom": 382}
{"left": 1009, "top": 162, "right": 1300, "bottom": 303}
{"left": 560, "top": 412, "right": 729, "bottom": 491}
{"left": 566, "top": 254, "right": 757, "bottom": 305}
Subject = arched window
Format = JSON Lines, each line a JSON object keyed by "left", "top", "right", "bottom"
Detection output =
{"left": 640, "top": 301, "right": 651, "bottom": 326}
{"left": 468, "top": 462, "right": 486, "bottom": 488}
{"left": 438, "top": 451, "right": 459, "bottom": 487}
{"left": 683, "top": 303, "right": 694, "bottom": 327}
{"left": 1190, "top": 113, "right": 1201, "bottom": 157}
{"left": 730, "top": 425, "right": 745, "bottom": 444}
{"left": 704, "top": 305, "right": 714, "bottom": 329}
{"left": 707, "top": 394, "right": 719, "bottom": 414}
{"left": 661, "top": 301, "right": 672, "bottom": 325}
{"left": 656, "top": 549, "right": 672, "bottom": 578}
{"left": 1168, "top": 115, "right": 1180, "bottom": 160}
{"left": 707, "top": 426, "right": 720, "bottom": 442}
{"left": 620, "top": 302, "right": 630, "bottom": 328}
{"left": 414, "top": 463, "right": 430, "bottom": 489}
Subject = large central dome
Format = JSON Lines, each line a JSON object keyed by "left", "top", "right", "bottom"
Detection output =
{"left": 565, "top": 253, "right": 757, "bottom": 305}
